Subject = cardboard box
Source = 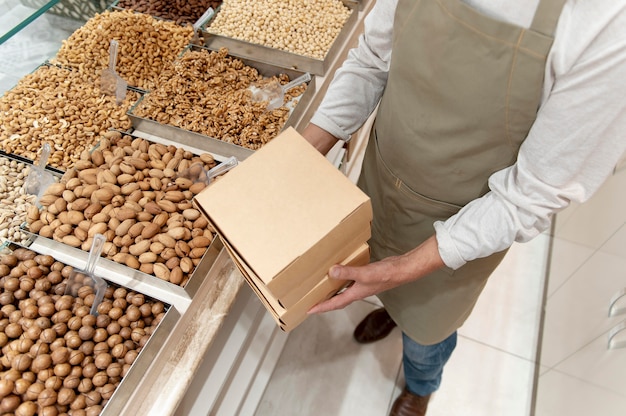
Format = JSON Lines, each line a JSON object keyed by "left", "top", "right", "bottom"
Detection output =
{"left": 242, "top": 242, "right": 370, "bottom": 331}
{"left": 193, "top": 127, "right": 372, "bottom": 328}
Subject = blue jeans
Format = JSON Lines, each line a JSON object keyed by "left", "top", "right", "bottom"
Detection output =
{"left": 402, "top": 331, "right": 457, "bottom": 397}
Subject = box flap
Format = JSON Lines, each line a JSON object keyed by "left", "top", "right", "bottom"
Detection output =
{"left": 273, "top": 225, "right": 371, "bottom": 308}
{"left": 193, "top": 127, "right": 371, "bottom": 284}
{"left": 279, "top": 242, "right": 370, "bottom": 331}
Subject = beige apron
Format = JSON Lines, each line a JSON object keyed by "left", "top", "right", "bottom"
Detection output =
{"left": 358, "top": 0, "right": 567, "bottom": 345}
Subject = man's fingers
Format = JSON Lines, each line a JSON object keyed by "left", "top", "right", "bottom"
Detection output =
{"left": 329, "top": 264, "right": 362, "bottom": 282}
{"left": 308, "top": 287, "right": 359, "bottom": 314}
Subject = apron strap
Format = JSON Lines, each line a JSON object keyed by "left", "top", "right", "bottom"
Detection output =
{"left": 531, "top": 0, "right": 569, "bottom": 37}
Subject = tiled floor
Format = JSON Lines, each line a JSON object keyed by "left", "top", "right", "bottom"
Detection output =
{"left": 255, "top": 234, "right": 551, "bottom": 416}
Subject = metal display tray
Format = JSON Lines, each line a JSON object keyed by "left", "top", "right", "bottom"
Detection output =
{"left": 128, "top": 44, "right": 316, "bottom": 160}
{"left": 0, "top": 240, "right": 181, "bottom": 416}
{"left": 200, "top": 0, "right": 358, "bottom": 75}
{"left": 20, "top": 230, "right": 223, "bottom": 311}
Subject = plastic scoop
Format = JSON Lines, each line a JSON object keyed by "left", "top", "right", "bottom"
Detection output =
{"left": 168, "top": 156, "right": 238, "bottom": 191}
{"left": 190, "top": 7, "right": 215, "bottom": 45}
{"left": 207, "top": 156, "right": 238, "bottom": 182}
{"left": 100, "top": 39, "right": 127, "bottom": 105}
{"left": 24, "top": 142, "right": 56, "bottom": 202}
{"left": 249, "top": 72, "right": 312, "bottom": 111}
{"left": 65, "top": 233, "right": 107, "bottom": 316}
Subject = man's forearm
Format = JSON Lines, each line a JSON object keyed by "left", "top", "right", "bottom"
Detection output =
{"left": 301, "top": 123, "right": 340, "bottom": 155}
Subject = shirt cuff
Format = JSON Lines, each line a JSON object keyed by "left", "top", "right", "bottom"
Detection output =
{"left": 433, "top": 221, "right": 466, "bottom": 270}
{"left": 310, "top": 112, "right": 352, "bottom": 142}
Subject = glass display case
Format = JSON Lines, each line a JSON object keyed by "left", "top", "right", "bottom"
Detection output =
{"left": 0, "top": 0, "right": 106, "bottom": 94}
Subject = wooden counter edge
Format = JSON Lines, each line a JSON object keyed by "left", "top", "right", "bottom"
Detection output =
{"left": 119, "top": 248, "right": 245, "bottom": 415}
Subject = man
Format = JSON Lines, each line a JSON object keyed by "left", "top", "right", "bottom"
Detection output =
{"left": 302, "top": 0, "right": 626, "bottom": 414}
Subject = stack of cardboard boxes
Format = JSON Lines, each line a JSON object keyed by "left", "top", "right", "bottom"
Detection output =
{"left": 194, "top": 127, "right": 372, "bottom": 331}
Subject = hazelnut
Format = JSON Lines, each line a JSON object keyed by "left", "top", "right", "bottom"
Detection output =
{"left": 44, "top": 375, "right": 63, "bottom": 391}
{"left": 38, "top": 388, "right": 58, "bottom": 407}
{"left": 57, "top": 387, "right": 76, "bottom": 406}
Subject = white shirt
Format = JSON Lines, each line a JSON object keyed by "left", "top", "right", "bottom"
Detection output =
{"left": 310, "top": 0, "right": 626, "bottom": 269}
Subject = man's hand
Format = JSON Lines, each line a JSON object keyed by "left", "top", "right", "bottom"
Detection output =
{"left": 308, "top": 235, "right": 444, "bottom": 314}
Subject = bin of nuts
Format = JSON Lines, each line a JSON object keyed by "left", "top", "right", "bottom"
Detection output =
{"left": 0, "top": 64, "right": 137, "bottom": 171}
{"left": 113, "top": 0, "right": 223, "bottom": 26}
{"left": 50, "top": 9, "right": 194, "bottom": 92}
{"left": 25, "top": 130, "right": 221, "bottom": 289}
{"left": 202, "top": 0, "right": 356, "bottom": 75}
{"left": 129, "top": 46, "right": 315, "bottom": 152}
{"left": 0, "top": 155, "right": 42, "bottom": 247}
{"left": 0, "top": 246, "right": 178, "bottom": 416}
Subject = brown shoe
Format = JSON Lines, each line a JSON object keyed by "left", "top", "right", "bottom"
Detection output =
{"left": 353, "top": 307, "right": 397, "bottom": 343}
{"left": 389, "top": 388, "right": 431, "bottom": 416}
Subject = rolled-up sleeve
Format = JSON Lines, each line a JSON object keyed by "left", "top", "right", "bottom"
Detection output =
{"left": 310, "top": 0, "right": 396, "bottom": 140}
{"left": 435, "top": 5, "right": 626, "bottom": 268}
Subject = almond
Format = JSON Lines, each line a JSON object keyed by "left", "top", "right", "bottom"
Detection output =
{"left": 138, "top": 252, "right": 157, "bottom": 264}
{"left": 141, "top": 223, "right": 160, "bottom": 239}
{"left": 156, "top": 200, "right": 177, "bottom": 213}
{"left": 193, "top": 217, "right": 209, "bottom": 229}
{"left": 97, "top": 170, "right": 117, "bottom": 186}
{"left": 38, "top": 194, "right": 58, "bottom": 207}
{"left": 27, "top": 205, "right": 40, "bottom": 222}
{"left": 136, "top": 212, "right": 153, "bottom": 222}
{"left": 91, "top": 188, "right": 114, "bottom": 205}
{"left": 62, "top": 235, "right": 82, "bottom": 248}
{"left": 128, "top": 222, "right": 145, "bottom": 238}
{"left": 116, "top": 208, "right": 137, "bottom": 222}
{"left": 90, "top": 149, "right": 105, "bottom": 166}
{"left": 78, "top": 168, "right": 98, "bottom": 185}
{"left": 148, "top": 169, "right": 164, "bottom": 179}
{"left": 74, "top": 227, "right": 88, "bottom": 242}
{"left": 80, "top": 184, "right": 100, "bottom": 199}
{"left": 166, "top": 227, "right": 187, "bottom": 240}
{"left": 179, "top": 257, "right": 194, "bottom": 273}
{"left": 129, "top": 240, "right": 151, "bottom": 256}
{"left": 149, "top": 177, "right": 162, "bottom": 191}
{"left": 174, "top": 241, "right": 190, "bottom": 257}
{"left": 156, "top": 233, "right": 176, "bottom": 248}
{"left": 153, "top": 213, "right": 169, "bottom": 228}
{"left": 144, "top": 202, "right": 162, "bottom": 215}
{"left": 119, "top": 162, "right": 136, "bottom": 175}
{"left": 88, "top": 222, "right": 108, "bottom": 237}
{"left": 127, "top": 189, "right": 143, "bottom": 203}
{"left": 189, "top": 182, "right": 206, "bottom": 194}
{"left": 169, "top": 266, "right": 183, "bottom": 285}
{"left": 149, "top": 242, "right": 165, "bottom": 255}
{"left": 128, "top": 157, "right": 147, "bottom": 170}
{"left": 182, "top": 209, "right": 201, "bottom": 221}
{"left": 189, "top": 247, "right": 206, "bottom": 259}
{"left": 115, "top": 219, "right": 136, "bottom": 237}
{"left": 121, "top": 183, "right": 140, "bottom": 196}
{"left": 175, "top": 177, "right": 194, "bottom": 190}
{"left": 44, "top": 183, "right": 66, "bottom": 197}
{"left": 91, "top": 212, "right": 110, "bottom": 224}
{"left": 152, "top": 263, "right": 170, "bottom": 281}
{"left": 112, "top": 253, "right": 140, "bottom": 269}
{"left": 117, "top": 173, "right": 135, "bottom": 185}
{"left": 69, "top": 197, "right": 89, "bottom": 212}
{"left": 189, "top": 236, "right": 212, "bottom": 249}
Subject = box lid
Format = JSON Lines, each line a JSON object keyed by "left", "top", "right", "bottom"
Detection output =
{"left": 194, "top": 127, "right": 371, "bottom": 284}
